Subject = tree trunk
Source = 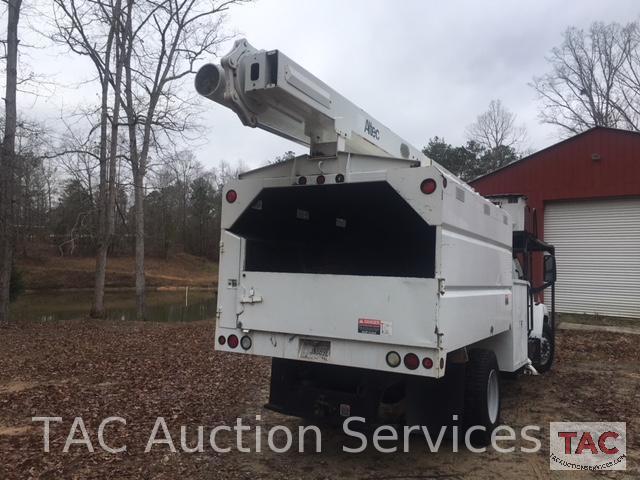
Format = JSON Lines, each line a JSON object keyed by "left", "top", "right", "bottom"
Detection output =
{"left": 121, "top": 0, "right": 145, "bottom": 320}
{"left": 134, "top": 167, "right": 145, "bottom": 320}
{"left": 91, "top": 112, "right": 109, "bottom": 317}
{"left": 0, "top": 177, "right": 14, "bottom": 324}
{"left": 92, "top": 242, "right": 109, "bottom": 316}
{"left": 91, "top": 2, "right": 119, "bottom": 318}
{"left": 0, "top": 0, "right": 22, "bottom": 324}
{"left": 182, "top": 186, "right": 187, "bottom": 249}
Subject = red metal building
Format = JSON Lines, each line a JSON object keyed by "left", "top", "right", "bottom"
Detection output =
{"left": 471, "top": 127, "right": 640, "bottom": 319}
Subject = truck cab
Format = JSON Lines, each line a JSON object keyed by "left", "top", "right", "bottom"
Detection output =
{"left": 488, "top": 194, "right": 557, "bottom": 373}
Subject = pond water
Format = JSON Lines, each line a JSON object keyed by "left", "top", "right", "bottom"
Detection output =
{"left": 10, "top": 289, "right": 217, "bottom": 322}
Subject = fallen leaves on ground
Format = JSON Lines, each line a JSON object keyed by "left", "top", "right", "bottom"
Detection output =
{"left": 0, "top": 319, "right": 268, "bottom": 479}
{"left": 0, "top": 320, "right": 638, "bottom": 479}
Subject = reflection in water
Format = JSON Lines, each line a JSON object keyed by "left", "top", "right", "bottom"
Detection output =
{"left": 11, "top": 289, "right": 217, "bottom": 322}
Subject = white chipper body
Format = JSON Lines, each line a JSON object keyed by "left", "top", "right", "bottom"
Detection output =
{"left": 196, "top": 39, "right": 556, "bottom": 431}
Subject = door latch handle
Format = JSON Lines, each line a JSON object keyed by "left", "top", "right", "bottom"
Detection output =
{"left": 240, "top": 287, "right": 263, "bottom": 304}
{"left": 240, "top": 295, "right": 263, "bottom": 304}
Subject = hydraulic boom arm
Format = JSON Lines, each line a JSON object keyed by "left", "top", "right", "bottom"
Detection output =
{"left": 195, "top": 39, "right": 429, "bottom": 164}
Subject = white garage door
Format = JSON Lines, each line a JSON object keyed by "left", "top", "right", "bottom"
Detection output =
{"left": 544, "top": 198, "right": 640, "bottom": 319}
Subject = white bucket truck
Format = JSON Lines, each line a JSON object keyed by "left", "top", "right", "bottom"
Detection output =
{"left": 195, "top": 39, "right": 557, "bottom": 440}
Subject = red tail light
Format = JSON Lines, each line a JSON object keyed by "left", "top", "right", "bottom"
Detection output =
{"left": 422, "top": 357, "right": 433, "bottom": 369}
{"left": 404, "top": 353, "right": 419, "bottom": 370}
{"left": 226, "top": 190, "right": 237, "bottom": 203}
{"left": 227, "top": 334, "right": 239, "bottom": 349}
{"left": 316, "top": 175, "right": 325, "bottom": 185}
{"left": 420, "top": 178, "right": 437, "bottom": 194}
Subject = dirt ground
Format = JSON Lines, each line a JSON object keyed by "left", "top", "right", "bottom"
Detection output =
{"left": 17, "top": 253, "right": 218, "bottom": 290}
{"left": 0, "top": 320, "right": 638, "bottom": 479}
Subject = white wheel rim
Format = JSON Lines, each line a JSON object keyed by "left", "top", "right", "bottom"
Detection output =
{"left": 487, "top": 369, "right": 499, "bottom": 424}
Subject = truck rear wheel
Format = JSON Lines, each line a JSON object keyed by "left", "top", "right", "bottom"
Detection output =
{"left": 533, "top": 323, "right": 555, "bottom": 373}
{"left": 464, "top": 349, "right": 500, "bottom": 445}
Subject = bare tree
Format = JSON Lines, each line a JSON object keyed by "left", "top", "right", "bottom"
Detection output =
{"left": 52, "top": 0, "right": 124, "bottom": 317}
{"left": 100, "top": 0, "right": 125, "bottom": 316}
{"left": 0, "top": 0, "right": 23, "bottom": 324}
{"left": 531, "top": 22, "right": 633, "bottom": 134}
{"left": 213, "top": 159, "right": 246, "bottom": 189}
{"left": 13, "top": 119, "right": 52, "bottom": 256}
{"left": 466, "top": 99, "right": 527, "bottom": 151}
{"left": 166, "top": 150, "right": 202, "bottom": 246}
{"left": 118, "top": 0, "right": 243, "bottom": 319}
{"left": 616, "top": 23, "right": 640, "bottom": 131}
{"left": 54, "top": 126, "right": 101, "bottom": 202}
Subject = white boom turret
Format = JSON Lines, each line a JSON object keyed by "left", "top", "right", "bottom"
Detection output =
{"left": 195, "top": 38, "right": 428, "bottom": 163}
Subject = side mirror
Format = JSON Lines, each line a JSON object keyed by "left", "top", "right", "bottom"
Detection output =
{"left": 544, "top": 254, "right": 556, "bottom": 283}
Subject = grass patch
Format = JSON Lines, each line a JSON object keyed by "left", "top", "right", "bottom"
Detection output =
{"left": 557, "top": 312, "right": 639, "bottom": 329}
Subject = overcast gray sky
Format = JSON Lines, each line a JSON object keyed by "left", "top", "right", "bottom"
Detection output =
{"left": 14, "top": 0, "right": 640, "bottom": 170}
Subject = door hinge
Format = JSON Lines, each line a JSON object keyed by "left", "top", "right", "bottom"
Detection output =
{"left": 438, "top": 278, "right": 446, "bottom": 296}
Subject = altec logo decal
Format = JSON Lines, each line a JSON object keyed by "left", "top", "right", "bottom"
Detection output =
{"left": 549, "top": 422, "right": 626, "bottom": 471}
{"left": 364, "top": 119, "right": 380, "bottom": 140}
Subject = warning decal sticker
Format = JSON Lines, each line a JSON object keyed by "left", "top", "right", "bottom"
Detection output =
{"left": 358, "top": 318, "right": 381, "bottom": 335}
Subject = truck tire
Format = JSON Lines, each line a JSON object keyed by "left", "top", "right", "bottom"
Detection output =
{"left": 464, "top": 349, "right": 500, "bottom": 445}
{"left": 533, "top": 323, "right": 555, "bottom": 373}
